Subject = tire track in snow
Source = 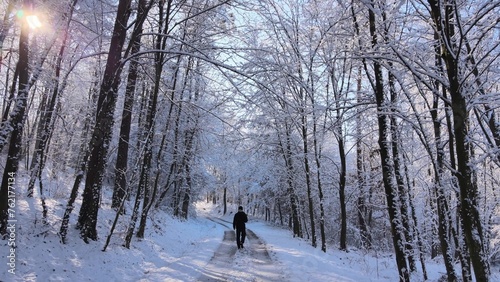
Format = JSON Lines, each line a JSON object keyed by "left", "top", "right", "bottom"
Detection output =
{"left": 197, "top": 217, "right": 284, "bottom": 281}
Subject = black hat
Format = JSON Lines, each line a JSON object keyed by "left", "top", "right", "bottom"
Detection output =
{"left": 238, "top": 206, "right": 243, "bottom": 210}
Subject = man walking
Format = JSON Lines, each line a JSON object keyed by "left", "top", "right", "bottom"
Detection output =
{"left": 233, "top": 206, "right": 248, "bottom": 249}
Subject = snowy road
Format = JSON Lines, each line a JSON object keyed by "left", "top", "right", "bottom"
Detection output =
{"left": 198, "top": 218, "right": 285, "bottom": 281}
{"left": 3, "top": 199, "right": 465, "bottom": 281}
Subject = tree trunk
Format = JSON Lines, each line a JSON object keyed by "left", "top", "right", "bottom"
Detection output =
{"left": 181, "top": 164, "right": 192, "bottom": 219}
{"left": 111, "top": 32, "right": 140, "bottom": 210}
{"left": 401, "top": 161, "right": 428, "bottom": 280}
{"left": 0, "top": 0, "right": 21, "bottom": 154}
{"left": 135, "top": 8, "right": 174, "bottom": 230}
{"left": 134, "top": 116, "right": 154, "bottom": 239}
{"left": 367, "top": 3, "right": 409, "bottom": 281}
{"left": 77, "top": 0, "right": 132, "bottom": 242}
{"left": 427, "top": 0, "right": 489, "bottom": 280}
{"left": 0, "top": 2, "right": 32, "bottom": 235}
{"left": 430, "top": 32, "right": 458, "bottom": 282}
{"left": 59, "top": 103, "right": 95, "bottom": 243}
{"left": 112, "top": 0, "right": 154, "bottom": 210}
{"left": 280, "top": 124, "right": 301, "bottom": 237}
{"left": 123, "top": 172, "right": 144, "bottom": 248}
{"left": 124, "top": 0, "right": 157, "bottom": 240}
{"left": 27, "top": 0, "right": 78, "bottom": 197}
{"left": 354, "top": 68, "right": 372, "bottom": 249}
{"left": 338, "top": 128, "right": 347, "bottom": 252}
{"left": 223, "top": 186, "right": 227, "bottom": 215}
{"left": 313, "top": 126, "right": 326, "bottom": 252}
{"left": 301, "top": 106, "right": 316, "bottom": 248}
{"left": 0, "top": 0, "right": 15, "bottom": 66}
{"left": 388, "top": 69, "right": 417, "bottom": 273}
{"left": 329, "top": 66, "right": 348, "bottom": 252}
{"left": 171, "top": 63, "right": 188, "bottom": 217}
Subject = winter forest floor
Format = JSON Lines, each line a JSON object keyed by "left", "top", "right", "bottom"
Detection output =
{"left": 1, "top": 177, "right": 500, "bottom": 281}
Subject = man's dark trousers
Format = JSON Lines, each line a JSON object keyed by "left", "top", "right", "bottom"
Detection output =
{"left": 236, "top": 227, "right": 246, "bottom": 248}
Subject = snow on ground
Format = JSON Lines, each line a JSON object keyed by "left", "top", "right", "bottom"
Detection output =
{"left": 1, "top": 183, "right": 498, "bottom": 281}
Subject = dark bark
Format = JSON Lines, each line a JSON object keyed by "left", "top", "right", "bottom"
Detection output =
{"left": 77, "top": 0, "right": 132, "bottom": 242}
{"left": 180, "top": 131, "right": 195, "bottom": 219}
{"left": 300, "top": 106, "right": 316, "bottom": 248}
{"left": 338, "top": 128, "right": 347, "bottom": 251}
{"left": 111, "top": 40, "right": 139, "bottom": 210}
{"left": 388, "top": 69, "right": 416, "bottom": 273}
{"left": 327, "top": 65, "right": 348, "bottom": 251}
{"left": 351, "top": 1, "right": 373, "bottom": 251}
{"left": 112, "top": 0, "right": 154, "bottom": 209}
{"left": 430, "top": 31, "right": 458, "bottom": 282}
{"left": 223, "top": 186, "right": 227, "bottom": 215}
{"left": 378, "top": 4, "right": 418, "bottom": 271}
{"left": 102, "top": 187, "right": 128, "bottom": 252}
{"left": 367, "top": 2, "right": 409, "bottom": 281}
{"left": 137, "top": 0, "right": 177, "bottom": 235}
{"left": 0, "top": 0, "right": 19, "bottom": 153}
{"left": 1, "top": 64, "right": 19, "bottom": 133}
{"left": 0, "top": 2, "right": 31, "bottom": 235}
{"left": 280, "top": 124, "right": 301, "bottom": 237}
{"left": 123, "top": 171, "right": 144, "bottom": 248}
{"left": 277, "top": 200, "right": 283, "bottom": 225}
{"left": 439, "top": 41, "right": 472, "bottom": 282}
{"left": 313, "top": 119, "right": 326, "bottom": 252}
{"left": 330, "top": 64, "right": 348, "bottom": 252}
{"left": 427, "top": 0, "right": 489, "bottom": 280}
{"left": 171, "top": 108, "right": 184, "bottom": 218}
{"left": 123, "top": 84, "right": 152, "bottom": 245}
{"left": 134, "top": 125, "right": 154, "bottom": 239}
{"left": 179, "top": 110, "right": 197, "bottom": 220}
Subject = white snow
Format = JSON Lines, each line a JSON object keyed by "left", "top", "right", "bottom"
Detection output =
{"left": 1, "top": 188, "right": 499, "bottom": 282}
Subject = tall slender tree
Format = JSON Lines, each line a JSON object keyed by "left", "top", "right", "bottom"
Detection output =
{"left": 77, "top": 0, "right": 133, "bottom": 242}
{"left": 112, "top": 0, "right": 154, "bottom": 210}
{"left": 0, "top": 0, "right": 34, "bottom": 235}
{"left": 366, "top": 1, "right": 409, "bottom": 280}
{"left": 27, "top": 0, "right": 79, "bottom": 198}
{"left": 426, "top": 0, "right": 490, "bottom": 280}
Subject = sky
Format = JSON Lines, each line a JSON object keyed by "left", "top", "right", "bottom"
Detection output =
{"left": 1, "top": 188, "right": 499, "bottom": 282}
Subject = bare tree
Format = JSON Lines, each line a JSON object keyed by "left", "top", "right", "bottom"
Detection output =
{"left": 0, "top": 0, "right": 34, "bottom": 235}
{"left": 425, "top": 0, "right": 492, "bottom": 280}
{"left": 364, "top": 0, "right": 409, "bottom": 280}
{"left": 77, "top": 0, "right": 133, "bottom": 242}
{"left": 112, "top": 0, "right": 154, "bottom": 210}
{"left": 27, "top": 0, "right": 79, "bottom": 198}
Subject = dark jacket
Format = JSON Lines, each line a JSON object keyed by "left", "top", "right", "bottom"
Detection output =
{"left": 233, "top": 211, "right": 248, "bottom": 230}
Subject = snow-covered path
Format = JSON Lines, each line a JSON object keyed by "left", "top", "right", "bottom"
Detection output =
{"left": 197, "top": 217, "right": 285, "bottom": 281}
{"left": 1, "top": 200, "right": 466, "bottom": 281}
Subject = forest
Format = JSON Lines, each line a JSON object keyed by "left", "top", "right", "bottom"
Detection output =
{"left": 0, "top": 0, "right": 499, "bottom": 281}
